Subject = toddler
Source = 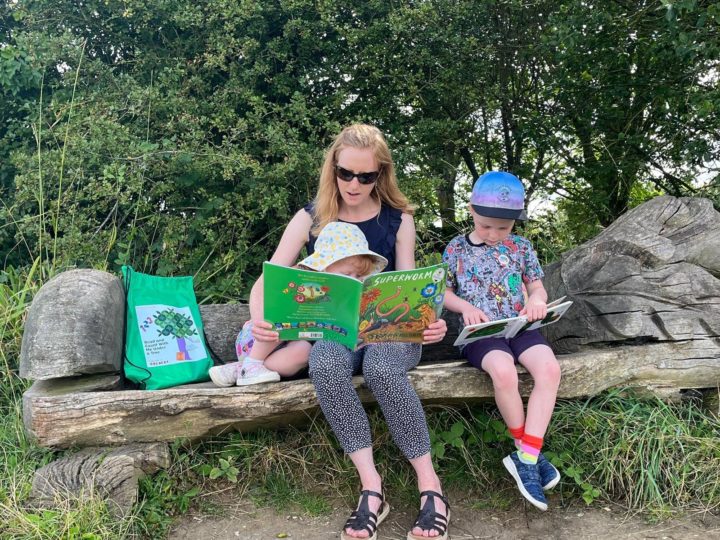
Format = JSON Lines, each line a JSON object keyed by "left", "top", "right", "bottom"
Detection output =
{"left": 209, "top": 222, "right": 387, "bottom": 386}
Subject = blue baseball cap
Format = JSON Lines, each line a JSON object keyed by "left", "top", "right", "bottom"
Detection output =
{"left": 470, "top": 171, "right": 527, "bottom": 221}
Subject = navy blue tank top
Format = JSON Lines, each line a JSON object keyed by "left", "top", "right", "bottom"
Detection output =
{"left": 303, "top": 203, "right": 403, "bottom": 272}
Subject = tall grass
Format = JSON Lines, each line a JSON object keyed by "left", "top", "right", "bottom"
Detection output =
{"left": 0, "top": 259, "right": 42, "bottom": 402}
{"left": 551, "top": 392, "right": 720, "bottom": 514}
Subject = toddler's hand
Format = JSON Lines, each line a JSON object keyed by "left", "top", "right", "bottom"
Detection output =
{"left": 422, "top": 318, "right": 447, "bottom": 345}
{"left": 251, "top": 320, "right": 280, "bottom": 342}
{"left": 462, "top": 307, "right": 489, "bottom": 326}
{"left": 520, "top": 298, "right": 547, "bottom": 322}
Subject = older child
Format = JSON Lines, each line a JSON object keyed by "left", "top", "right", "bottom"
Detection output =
{"left": 442, "top": 171, "right": 561, "bottom": 511}
{"left": 209, "top": 222, "right": 387, "bottom": 387}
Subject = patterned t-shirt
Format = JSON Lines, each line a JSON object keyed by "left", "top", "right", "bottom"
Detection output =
{"left": 442, "top": 234, "right": 544, "bottom": 325}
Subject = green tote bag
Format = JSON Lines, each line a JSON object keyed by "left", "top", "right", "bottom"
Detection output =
{"left": 122, "top": 266, "right": 212, "bottom": 389}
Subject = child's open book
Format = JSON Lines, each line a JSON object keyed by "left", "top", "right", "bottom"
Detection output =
{"left": 453, "top": 298, "right": 573, "bottom": 347}
{"left": 264, "top": 262, "right": 448, "bottom": 350}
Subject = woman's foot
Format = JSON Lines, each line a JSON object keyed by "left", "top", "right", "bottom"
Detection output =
{"left": 341, "top": 489, "right": 388, "bottom": 539}
{"left": 409, "top": 490, "right": 450, "bottom": 539}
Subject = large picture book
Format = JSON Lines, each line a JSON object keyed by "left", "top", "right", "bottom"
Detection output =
{"left": 453, "top": 298, "right": 573, "bottom": 347}
{"left": 263, "top": 262, "right": 448, "bottom": 349}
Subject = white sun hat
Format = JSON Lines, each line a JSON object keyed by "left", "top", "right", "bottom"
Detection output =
{"left": 298, "top": 222, "right": 388, "bottom": 276}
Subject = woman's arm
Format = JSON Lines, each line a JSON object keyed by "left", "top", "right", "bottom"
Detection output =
{"left": 394, "top": 212, "right": 448, "bottom": 344}
{"left": 394, "top": 212, "right": 416, "bottom": 271}
{"left": 249, "top": 209, "right": 313, "bottom": 340}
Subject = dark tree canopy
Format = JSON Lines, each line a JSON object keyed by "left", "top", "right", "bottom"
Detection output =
{"left": 1, "top": 0, "right": 718, "bottom": 297}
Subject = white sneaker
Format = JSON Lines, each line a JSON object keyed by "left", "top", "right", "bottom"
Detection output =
{"left": 237, "top": 362, "right": 280, "bottom": 386}
{"left": 209, "top": 362, "right": 241, "bottom": 387}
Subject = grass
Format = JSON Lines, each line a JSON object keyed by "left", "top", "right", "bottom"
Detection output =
{"left": 550, "top": 392, "right": 720, "bottom": 514}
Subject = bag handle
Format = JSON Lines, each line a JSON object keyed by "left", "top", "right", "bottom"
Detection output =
{"left": 122, "top": 266, "right": 153, "bottom": 389}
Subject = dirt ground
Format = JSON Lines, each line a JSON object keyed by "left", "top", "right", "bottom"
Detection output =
{"left": 169, "top": 495, "right": 720, "bottom": 540}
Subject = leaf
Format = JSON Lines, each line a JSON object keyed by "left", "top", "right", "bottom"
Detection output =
{"left": 481, "top": 431, "right": 496, "bottom": 443}
{"left": 185, "top": 487, "right": 201, "bottom": 497}
{"left": 450, "top": 422, "right": 465, "bottom": 437}
{"left": 209, "top": 467, "right": 222, "bottom": 480}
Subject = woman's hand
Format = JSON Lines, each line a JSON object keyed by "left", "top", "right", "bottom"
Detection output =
{"left": 422, "top": 318, "right": 447, "bottom": 345}
{"left": 462, "top": 306, "right": 489, "bottom": 326}
{"left": 251, "top": 320, "right": 280, "bottom": 342}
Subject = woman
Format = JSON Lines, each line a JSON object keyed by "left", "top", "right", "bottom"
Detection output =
{"left": 248, "top": 124, "right": 450, "bottom": 540}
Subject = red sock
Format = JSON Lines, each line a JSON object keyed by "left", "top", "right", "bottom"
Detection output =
{"left": 509, "top": 425, "right": 524, "bottom": 450}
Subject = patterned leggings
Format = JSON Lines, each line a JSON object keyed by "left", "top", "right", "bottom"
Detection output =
{"left": 308, "top": 341, "right": 431, "bottom": 459}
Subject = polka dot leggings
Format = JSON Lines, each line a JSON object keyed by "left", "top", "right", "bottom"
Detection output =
{"left": 309, "top": 340, "right": 431, "bottom": 460}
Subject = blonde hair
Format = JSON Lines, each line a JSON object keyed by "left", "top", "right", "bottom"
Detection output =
{"left": 345, "top": 254, "right": 377, "bottom": 278}
{"left": 311, "top": 124, "right": 415, "bottom": 236}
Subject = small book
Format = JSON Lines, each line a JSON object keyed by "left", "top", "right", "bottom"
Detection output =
{"left": 263, "top": 262, "right": 448, "bottom": 350}
{"left": 453, "top": 297, "right": 572, "bottom": 347}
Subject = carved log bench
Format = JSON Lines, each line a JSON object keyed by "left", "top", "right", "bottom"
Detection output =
{"left": 22, "top": 302, "right": 720, "bottom": 450}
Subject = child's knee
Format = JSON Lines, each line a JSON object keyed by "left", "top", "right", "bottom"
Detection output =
{"left": 536, "top": 358, "right": 561, "bottom": 388}
{"left": 486, "top": 361, "right": 519, "bottom": 391}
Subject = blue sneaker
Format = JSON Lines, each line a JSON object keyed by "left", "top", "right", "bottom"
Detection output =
{"left": 502, "top": 452, "right": 548, "bottom": 511}
{"left": 537, "top": 453, "right": 561, "bottom": 491}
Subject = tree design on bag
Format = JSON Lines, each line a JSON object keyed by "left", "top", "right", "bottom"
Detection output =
{"left": 154, "top": 308, "right": 198, "bottom": 360}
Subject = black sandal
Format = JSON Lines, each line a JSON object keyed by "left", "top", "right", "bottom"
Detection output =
{"left": 407, "top": 490, "right": 450, "bottom": 540}
{"left": 340, "top": 489, "right": 390, "bottom": 540}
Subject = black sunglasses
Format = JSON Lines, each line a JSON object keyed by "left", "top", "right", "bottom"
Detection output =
{"left": 335, "top": 165, "right": 380, "bottom": 185}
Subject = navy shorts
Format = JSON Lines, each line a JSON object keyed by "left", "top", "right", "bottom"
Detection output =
{"left": 462, "top": 329, "right": 550, "bottom": 371}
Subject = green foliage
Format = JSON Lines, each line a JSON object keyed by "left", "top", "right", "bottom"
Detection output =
{"left": 550, "top": 391, "right": 720, "bottom": 513}
{"left": 544, "top": 451, "right": 601, "bottom": 505}
{"left": 1, "top": 0, "right": 718, "bottom": 294}
{"left": 205, "top": 457, "right": 240, "bottom": 483}
{"left": 430, "top": 421, "right": 466, "bottom": 460}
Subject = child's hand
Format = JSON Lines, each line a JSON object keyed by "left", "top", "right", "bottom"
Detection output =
{"left": 251, "top": 320, "right": 280, "bottom": 342}
{"left": 422, "top": 318, "right": 447, "bottom": 345}
{"left": 520, "top": 297, "right": 547, "bottom": 322}
{"left": 462, "top": 307, "right": 489, "bottom": 326}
